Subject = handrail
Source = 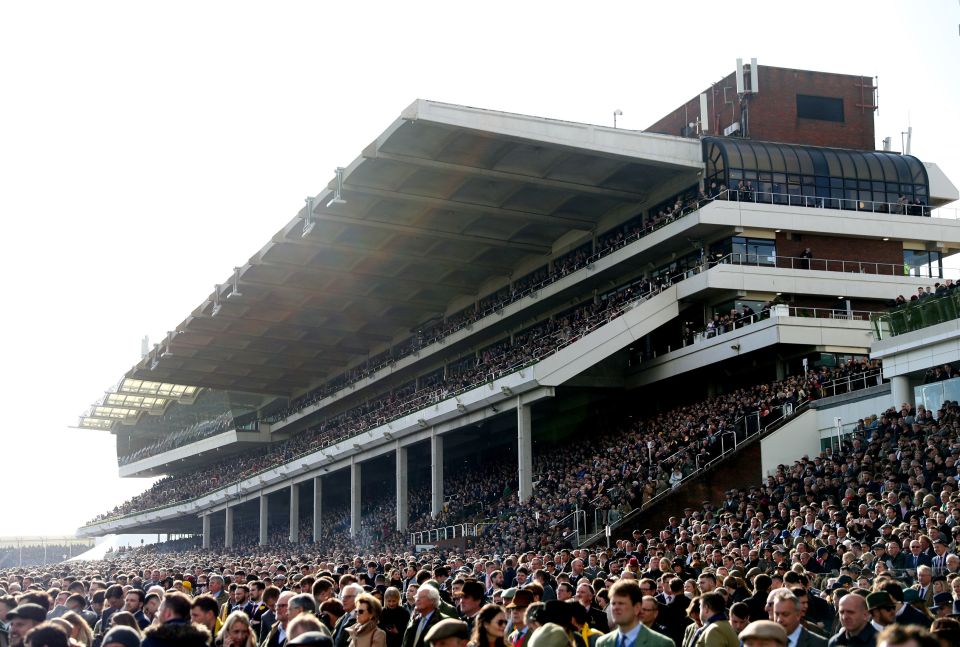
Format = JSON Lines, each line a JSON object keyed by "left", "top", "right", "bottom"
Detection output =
{"left": 871, "top": 290, "right": 960, "bottom": 340}
{"left": 723, "top": 189, "right": 955, "bottom": 219}
{"left": 577, "top": 368, "right": 884, "bottom": 547}
{"left": 408, "top": 521, "right": 494, "bottom": 546}
{"left": 718, "top": 252, "right": 923, "bottom": 277}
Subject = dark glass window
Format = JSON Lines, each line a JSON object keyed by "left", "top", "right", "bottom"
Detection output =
{"left": 904, "top": 250, "right": 943, "bottom": 279}
{"left": 796, "top": 95, "right": 845, "bottom": 122}
{"left": 702, "top": 137, "right": 929, "bottom": 212}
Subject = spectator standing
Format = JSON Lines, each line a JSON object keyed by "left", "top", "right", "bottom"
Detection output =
{"left": 141, "top": 593, "right": 209, "bottom": 647}
{"left": 597, "top": 580, "right": 672, "bottom": 647}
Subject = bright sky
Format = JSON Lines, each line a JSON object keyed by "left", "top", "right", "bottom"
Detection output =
{"left": 1, "top": 1, "right": 958, "bottom": 537}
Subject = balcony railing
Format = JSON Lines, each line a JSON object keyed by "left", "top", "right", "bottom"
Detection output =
{"left": 724, "top": 189, "right": 957, "bottom": 219}
{"left": 576, "top": 368, "right": 884, "bottom": 547}
{"left": 872, "top": 290, "right": 960, "bottom": 340}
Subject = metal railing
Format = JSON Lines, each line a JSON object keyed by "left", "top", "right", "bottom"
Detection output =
{"left": 717, "top": 252, "right": 931, "bottom": 277}
{"left": 724, "top": 189, "right": 957, "bottom": 219}
{"left": 408, "top": 522, "right": 492, "bottom": 546}
{"left": 872, "top": 290, "right": 960, "bottom": 340}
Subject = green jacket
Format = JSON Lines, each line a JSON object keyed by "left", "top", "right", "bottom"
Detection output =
{"left": 595, "top": 625, "right": 674, "bottom": 647}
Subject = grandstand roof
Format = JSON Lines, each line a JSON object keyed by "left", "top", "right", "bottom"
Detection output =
{"left": 122, "top": 100, "right": 702, "bottom": 396}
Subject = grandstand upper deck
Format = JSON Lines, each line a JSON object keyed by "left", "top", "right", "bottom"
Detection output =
{"left": 123, "top": 100, "right": 703, "bottom": 397}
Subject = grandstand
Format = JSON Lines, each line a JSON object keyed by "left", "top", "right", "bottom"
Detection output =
{"left": 75, "top": 65, "right": 960, "bottom": 557}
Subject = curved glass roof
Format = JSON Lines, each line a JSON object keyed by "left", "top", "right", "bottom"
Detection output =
{"left": 703, "top": 137, "right": 928, "bottom": 195}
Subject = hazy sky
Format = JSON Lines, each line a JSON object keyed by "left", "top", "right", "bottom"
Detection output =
{"left": 1, "top": 1, "right": 958, "bottom": 537}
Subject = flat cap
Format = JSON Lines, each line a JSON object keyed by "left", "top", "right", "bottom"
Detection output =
{"left": 7, "top": 604, "right": 46, "bottom": 623}
{"left": 739, "top": 620, "right": 787, "bottom": 645}
{"left": 424, "top": 619, "right": 469, "bottom": 643}
{"left": 527, "top": 623, "right": 570, "bottom": 647}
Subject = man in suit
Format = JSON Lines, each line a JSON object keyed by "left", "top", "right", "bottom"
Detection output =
{"left": 691, "top": 593, "right": 738, "bottom": 647}
{"left": 743, "top": 575, "right": 772, "bottom": 623}
{"left": 333, "top": 584, "right": 364, "bottom": 647}
{"left": 878, "top": 583, "right": 931, "bottom": 629}
{"left": 594, "top": 580, "right": 673, "bottom": 647}
{"left": 402, "top": 585, "right": 448, "bottom": 647}
{"left": 771, "top": 591, "right": 826, "bottom": 647}
{"left": 905, "top": 540, "right": 932, "bottom": 571}
{"left": 910, "top": 566, "right": 935, "bottom": 607}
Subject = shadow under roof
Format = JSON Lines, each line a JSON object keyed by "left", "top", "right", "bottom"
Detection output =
{"left": 121, "top": 100, "right": 702, "bottom": 397}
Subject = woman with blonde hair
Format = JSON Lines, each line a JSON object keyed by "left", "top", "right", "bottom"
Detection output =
{"left": 216, "top": 610, "right": 257, "bottom": 647}
{"left": 61, "top": 610, "right": 94, "bottom": 646}
{"left": 348, "top": 593, "right": 387, "bottom": 647}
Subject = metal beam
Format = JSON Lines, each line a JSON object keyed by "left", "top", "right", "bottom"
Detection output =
{"left": 186, "top": 309, "right": 397, "bottom": 343}
{"left": 174, "top": 325, "right": 361, "bottom": 360}
{"left": 341, "top": 183, "right": 597, "bottom": 230}
{"left": 253, "top": 258, "right": 479, "bottom": 294}
{"left": 307, "top": 208, "right": 552, "bottom": 255}
{"left": 236, "top": 277, "right": 454, "bottom": 311}
{"left": 131, "top": 365, "right": 307, "bottom": 396}
{"left": 368, "top": 150, "right": 647, "bottom": 202}
{"left": 270, "top": 234, "right": 518, "bottom": 274}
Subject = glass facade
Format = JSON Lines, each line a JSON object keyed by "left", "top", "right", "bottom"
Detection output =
{"left": 709, "top": 236, "right": 776, "bottom": 265}
{"left": 903, "top": 250, "right": 943, "bottom": 279}
{"left": 703, "top": 137, "right": 929, "bottom": 211}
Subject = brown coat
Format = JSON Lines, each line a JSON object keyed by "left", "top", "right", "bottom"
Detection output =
{"left": 348, "top": 621, "right": 387, "bottom": 647}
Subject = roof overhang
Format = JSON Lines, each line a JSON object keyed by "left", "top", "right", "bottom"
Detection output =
{"left": 121, "top": 100, "right": 702, "bottom": 397}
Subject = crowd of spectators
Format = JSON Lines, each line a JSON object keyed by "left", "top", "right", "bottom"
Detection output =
{"left": 88, "top": 273, "right": 700, "bottom": 524}
{"left": 266, "top": 190, "right": 720, "bottom": 425}
{"left": 105, "top": 359, "right": 880, "bottom": 566}
{"left": 119, "top": 414, "right": 235, "bottom": 466}
{"left": 0, "top": 545, "right": 93, "bottom": 570}
{"left": 890, "top": 281, "right": 958, "bottom": 309}
{"left": 7, "top": 393, "right": 960, "bottom": 647}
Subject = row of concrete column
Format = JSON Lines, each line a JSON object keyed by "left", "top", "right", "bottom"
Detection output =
{"left": 201, "top": 401, "right": 534, "bottom": 548}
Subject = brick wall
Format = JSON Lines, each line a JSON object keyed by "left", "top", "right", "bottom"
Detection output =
{"left": 647, "top": 66, "right": 876, "bottom": 151}
{"left": 775, "top": 232, "right": 901, "bottom": 273}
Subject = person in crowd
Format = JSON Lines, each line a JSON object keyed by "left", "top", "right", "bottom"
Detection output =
{"left": 739, "top": 621, "right": 788, "bottom": 647}
{"left": 597, "top": 580, "right": 672, "bottom": 647}
{"left": 468, "top": 605, "right": 507, "bottom": 647}
{"left": 348, "top": 593, "right": 386, "bottom": 647}
{"left": 141, "top": 592, "right": 210, "bottom": 647}
{"left": 403, "top": 586, "right": 449, "bottom": 647}
{"left": 827, "top": 593, "right": 875, "bottom": 647}
{"left": 216, "top": 610, "right": 257, "bottom": 647}
{"left": 7, "top": 605, "right": 46, "bottom": 647}
{"left": 263, "top": 591, "right": 297, "bottom": 647}
{"left": 691, "top": 593, "right": 737, "bottom": 647}
{"left": 380, "top": 589, "right": 410, "bottom": 647}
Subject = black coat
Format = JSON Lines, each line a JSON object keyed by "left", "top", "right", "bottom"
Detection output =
{"left": 141, "top": 619, "right": 211, "bottom": 647}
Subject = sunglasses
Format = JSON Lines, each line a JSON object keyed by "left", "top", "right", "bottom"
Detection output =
{"left": 494, "top": 620, "right": 508, "bottom": 626}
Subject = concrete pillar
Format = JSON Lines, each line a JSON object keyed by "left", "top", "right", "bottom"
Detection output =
{"left": 289, "top": 483, "right": 300, "bottom": 544}
{"left": 431, "top": 432, "right": 444, "bottom": 517}
{"left": 312, "top": 476, "right": 323, "bottom": 544}
{"left": 201, "top": 514, "right": 211, "bottom": 549}
{"left": 775, "top": 359, "right": 786, "bottom": 381}
{"left": 259, "top": 493, "right": 269, "bottom": 546}
{"left": 891, "top": 375, "right": 911, "bottom": 408}
{"left": 396, "top": 443, "right": 409, "bottom": 532}
{"left": 517, "top": 398, "right": 533, "bottom": 502}
{"left": 350, "top": 459, "right": 362, "bottom": 538}
{"left": 224, "top": 506, "right": 234, "bottom": 548}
